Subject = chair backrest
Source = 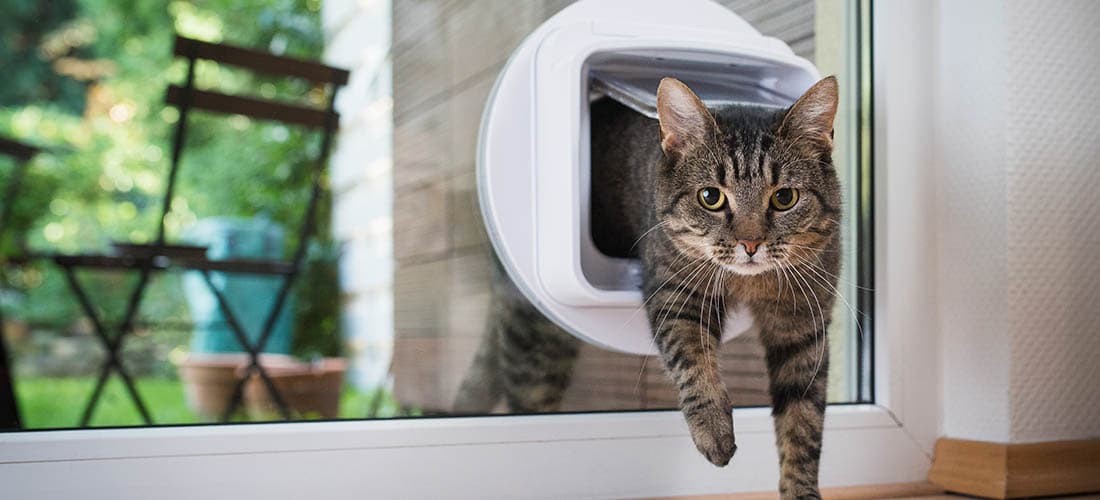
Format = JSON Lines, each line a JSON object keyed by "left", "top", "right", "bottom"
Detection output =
{"left": 157, "top": 35, "right": 350, "bottom": 267}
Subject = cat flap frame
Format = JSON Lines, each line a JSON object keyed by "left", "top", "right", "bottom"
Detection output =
{"left": 477, "top": 0, "right": 819, "bottom": 355}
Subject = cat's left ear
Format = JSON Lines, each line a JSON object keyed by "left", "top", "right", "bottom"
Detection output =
{"left": 656, "top": 77, "right": 717, "bottom": 158}
{"left": 778, "top": 76, "right": 838, "bottom": 149}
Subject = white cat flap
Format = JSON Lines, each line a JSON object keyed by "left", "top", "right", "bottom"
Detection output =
{"left": 477, "top": 0, "right": 819, "bottom": 355}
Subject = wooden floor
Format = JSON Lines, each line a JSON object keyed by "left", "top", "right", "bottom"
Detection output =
{"left": 652, "top": 482, "right": 1100, "bottom": 499}
{"left": 660, "top": 493, "right": 1100, "bottom": 499}
{"left": 908, "top": 495, "right": 1100, "bottom": 500}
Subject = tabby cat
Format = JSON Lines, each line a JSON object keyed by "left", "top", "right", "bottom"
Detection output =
{"left": 456, "top": 76, "right": 841, "bottom": 499}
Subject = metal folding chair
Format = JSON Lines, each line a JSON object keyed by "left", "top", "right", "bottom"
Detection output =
{"left": 51, "top": 35, "right": 348, "bottom": 425}
{"left": 0, "top": 136, "right": 41, "bottom": 430}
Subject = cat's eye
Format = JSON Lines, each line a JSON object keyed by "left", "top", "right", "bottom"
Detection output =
{"left": 697, "top": 187, "right": 726, "bottom": 211}
{"left": 770, "top": 188, "right": 799, "bottom": 211}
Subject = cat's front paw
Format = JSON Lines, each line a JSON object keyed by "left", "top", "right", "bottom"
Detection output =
{"left": 685, "top": 400, "right": 737, "bottom": 466}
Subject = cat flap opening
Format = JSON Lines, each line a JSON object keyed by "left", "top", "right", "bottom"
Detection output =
{"left": 477, "top": 0, "right": 819, "bottom": 355}
{"left": 588, "top": 52, "right": 803, "bottom": 120}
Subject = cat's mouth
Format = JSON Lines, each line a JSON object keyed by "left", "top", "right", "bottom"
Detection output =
{"left": 717, "top": 259, "right": 773, "bottom": 276}
{"left": 711, "top": 244, "right": 775, "bottom": 276}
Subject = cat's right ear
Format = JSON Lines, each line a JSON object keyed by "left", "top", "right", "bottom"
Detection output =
{"left": 656, "top": 78, "right": 716, "bottom": 158}
{"left": 777, "top": 76, "right": 839, "bottom": 149}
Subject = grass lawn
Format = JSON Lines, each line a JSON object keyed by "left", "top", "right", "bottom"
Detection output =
{"left": 15, "top": 376, "right": 405, "bottom": 429}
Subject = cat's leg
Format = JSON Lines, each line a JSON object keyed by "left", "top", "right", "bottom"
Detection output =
{"left": 456, "top": 254, "right": 580, "bottom": 414}
{"left": 452, "top": 321, "right": 504, "bottom": 413}
{"left": 643, "top": 258, "right": 734, "bottom": 466}
{"left": 498, "top": 312, "right": 579, "bottom": 412}
{"left": 756, "top": 308, "right": 829, "bottom": 500}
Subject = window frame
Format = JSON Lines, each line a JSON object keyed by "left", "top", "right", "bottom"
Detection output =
{"left": 0, "top": 2, "right": 942, "bottom": 497}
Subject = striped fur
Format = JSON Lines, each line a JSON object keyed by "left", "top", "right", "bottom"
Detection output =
{"left": 453, "top": 256, "right": 580, "bottom": 414}
{"left": 638, "top": 77, "right": 841, "bottom": 498}
{"left": 457, "top": 77, "right": 840, "bottom": 498}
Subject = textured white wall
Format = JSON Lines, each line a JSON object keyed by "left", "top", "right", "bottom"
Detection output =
{"left": 1003, "top": 0, "right": 1100, "bottom": 442}
{"left": 935, "top": 0, "right": 1100, "bottom": 443}
{"left": 935, "top": 0, "right": 1012, "bottom": 443}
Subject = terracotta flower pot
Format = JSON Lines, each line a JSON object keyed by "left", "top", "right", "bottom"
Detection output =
{"left": 177, "top": 353, "right": 298, "bottom": 419}
{"left": 242, "top": 358, "right": 346, "bottom": 419}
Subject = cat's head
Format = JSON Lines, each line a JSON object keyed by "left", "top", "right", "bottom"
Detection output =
{"left": 654, "top": 76, "right": 840, "bottom": 276}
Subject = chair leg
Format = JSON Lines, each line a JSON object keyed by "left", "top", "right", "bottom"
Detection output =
{"left": 60, "top": 265, "right": 154, "bottom": 426}
{"left": 0, "top": 306, "right": 21, "bottom": 429}
{"left": 199, "top": 270, "right": 292, "bottom": 421}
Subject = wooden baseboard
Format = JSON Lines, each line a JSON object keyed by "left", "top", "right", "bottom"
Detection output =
{"left": 648, "top": 481, "right": 945, "bottom": 499}
{"left": 927, "top": 437, "right": 1100, "bottom": 499}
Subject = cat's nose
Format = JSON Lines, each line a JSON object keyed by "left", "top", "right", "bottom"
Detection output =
{"left": 738, "top": 239, "right": 764, "bottom": 256}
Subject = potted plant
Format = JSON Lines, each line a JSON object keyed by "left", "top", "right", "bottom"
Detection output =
{"left": 177, "top": 219, "right": 345, "bottom": 420}
{"left": 242, "top": 357, "right": 346, "bottom": 419}
{"left": 241, "top": 240, "right": 346, "bottom": 419}
{"left": 176, "top": 217, "right": 295, "bottom": 419}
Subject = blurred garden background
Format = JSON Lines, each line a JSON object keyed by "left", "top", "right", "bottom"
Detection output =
{"left": 0, "top": 0, "right": 401, "bottom": 428}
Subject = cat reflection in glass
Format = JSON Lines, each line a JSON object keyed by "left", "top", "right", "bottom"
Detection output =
{"left": 456, "top": 77, "right": 840, "bottom": 499}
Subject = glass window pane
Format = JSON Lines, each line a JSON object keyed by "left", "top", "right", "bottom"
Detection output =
{"left": 0, "top": 0, "right": 869, "bottom": 430}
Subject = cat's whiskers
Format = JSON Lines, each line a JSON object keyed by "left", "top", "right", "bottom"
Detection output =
{"left": 662, "top": 261, "right": 715, "bottom": 336}
{"left": 772, "top": 266, "right": 783, "bottom": 316}
{"left": 785, "top": 246, "right": 870, "bottom": 312}
{"left": 778, "top": 260, "right": 824, "bottom": 397}
{"left": 627, "top": 220, "right": 672, "bottom": 255}
{"left": 634, "top": 356, "right": 649, "bottom": 400}
{"left": 651, "top": 259, "right": 715, "bottom": 352}
{"left": 710, "top": 267, "right": 725, "bottom": 360}
{"left": 712, "top": 267, "right": 727, "bottom": 358}
{"left": 649, "top": 261, "right": 710, "bottom": 367}
{"left": 633, "top": 258, "right": 708, "bottom": 395}
{"left": 787, "top": 250, "right": 868, "bottom": 343}
{"left": 781, "top": 242, "right": 872, "bottom": 291}
{"left": 650, "top": 259, "right": 709, "bottom": 328}
{"left": 771, "top": 255, "right": 794, "bottom": 315}
{"left": 695, "top": 267, "right": 713, "bottom": 363}
{"left": 700, "top": 265, "right": 724, "bottom": 363}
{"left": 783, "top": 260, "right": 817, "bottom": 334}
{"left": 651, "top": 262, "right": 718, "bottom": 387}
{"left": 697, "top": 267, "right": 715, "bottom": 361}
{"left": 621, "top": 251, "right": 698, "bottom": 328}
{"left": 786, "top": 264, "right": 828, "bottom": 398}
{"left": 778, "top": 262, "right": 798, "bottom": 313}
{"left": 784, "top": 249, "right": 868, "bottom": 368}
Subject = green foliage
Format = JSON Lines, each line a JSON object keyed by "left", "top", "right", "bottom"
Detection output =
{"left": 1, "top": 1, "right": 338, "bottom": 359}
{"left": 0, "top": 0, "right": 87, "bottom": 112}
{"left": 291, "top": 241, "right": 343, "bottom": 359}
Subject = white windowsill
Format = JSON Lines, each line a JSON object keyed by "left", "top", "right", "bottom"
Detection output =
{"left": 0, "top": 405, "right": 896, "bottom": 464}
{"left": 0, "top": 405, "right": 929, "bottom": 499}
